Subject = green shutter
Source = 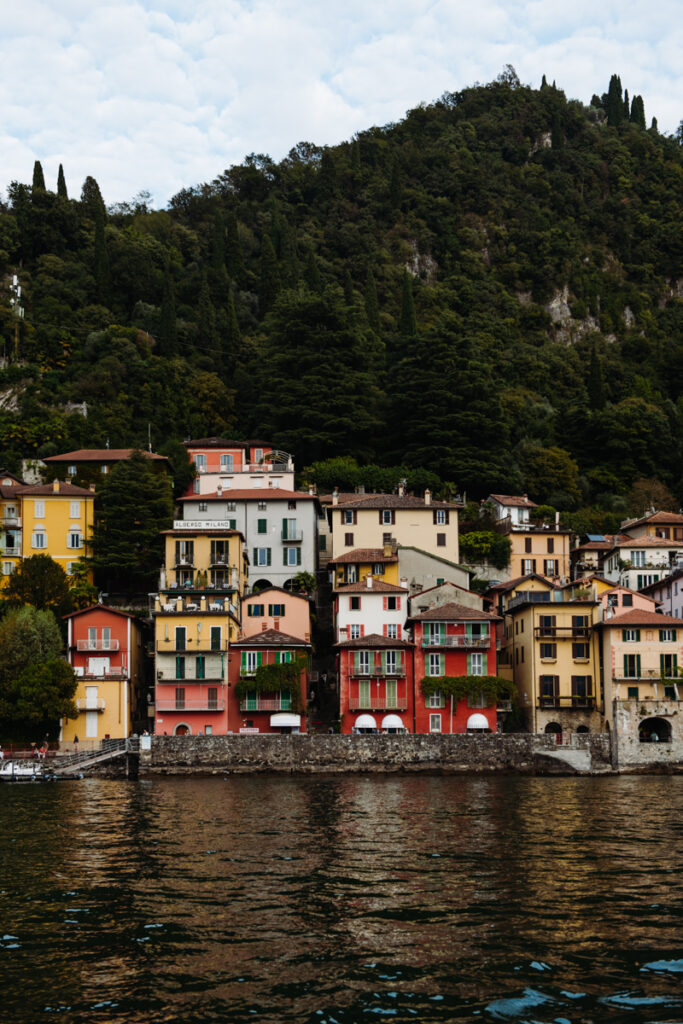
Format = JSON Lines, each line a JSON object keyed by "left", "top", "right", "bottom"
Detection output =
{"left": 386, "top": 679, "right": 397, "bottom": 708}
{"left": 622, "top": 629, "right": 628, "bottom": 642}
{"left": 246, "top": 690, "right": 257, "bottom": 711}
{"left": 482, "top": 653, "right": 488, "bottom": 674}
{"left": 636, "top": 629, "right": 641, "bottom": 642}
{"left": 283, "top": 548, "right": 288, "bottom": 566}
{"left": 660, "top": 653, "right": 665, "bottom": 676}
{"left": 241, "top": 651, "right": 247, "bottom": 672}
{"left": 275, "top": 652, "right": 281, "bottom": 664}
{"left": 636, "top": 654, "right": 641, "bottom": 677}
{"left": 253, "top": 548, "right": 258, "bottom": 566}
{"left": 359, "top": 679, "right": 370, "bottom": 707}
{"left": 257, "top": 652, "right": 263, "bottom": 667}
{"left": 267, "top": 548, "right": 271, "bottom": 566}
{"left": 637, "top": 575, "right": 643, "bottom": 589}
{"left": 440, "top": 653, "right": 445, "bottom": 675}
{"left": 296, "top": 547, "right": 302, "bottom": 566}
{"left": 623, "top": 654, "right": 628, "bottom": 677}
{"left": 281, "top": 689, "right": 291, "bottom": 710}
{"left": 467, "top": 653, "right": 472, "bottom": 674}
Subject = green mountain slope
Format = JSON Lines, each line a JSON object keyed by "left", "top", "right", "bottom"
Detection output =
{"left": 0, "top": 71, "right": 681, "bottom": 515}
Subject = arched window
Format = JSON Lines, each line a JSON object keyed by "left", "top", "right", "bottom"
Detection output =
{"left": 638, "top": 717, "right": 672, "bottom": 743}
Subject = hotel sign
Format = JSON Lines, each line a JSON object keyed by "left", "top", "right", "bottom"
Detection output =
{"left": 173, "top": 520, "right": 233, "bottom": 530}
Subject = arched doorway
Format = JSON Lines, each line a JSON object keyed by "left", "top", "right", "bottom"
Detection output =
{"left": 639, "top": 717, "right": 672, "bottom": 743}
{"left": 545, "top": 722, "right": 562, "bottom": 745}
{"left": 576, "top": 725, "right": 589, "bottom": 734}
{"left": 174, "top": 723, "right": 191, "bottom": 736}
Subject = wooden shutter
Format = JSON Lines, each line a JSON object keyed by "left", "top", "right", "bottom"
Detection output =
{"left": 360, "top": 624, "right": 365, "bottom": 637}
{"left": 623, "top": 654, "right": 628, "bottom": 677}
{"left": 296, "top": 548, "right": 301, "bottom": 566}
{"left": 383, "top": 597, "right": 388, "bottom": 610}
{"left": 467, "top": 653, "right": 472, "bottom": 674}
{"left": 482, "top": 653, "right": 488, "bottom": 673}
{"left": 396, "top": 597, "right": 402, "bottom": 610}
{"left": 635, "top": 629, "right": 640, "bottom": 641}
{"left": 397, "top": 624, "right": 402, "bottom": 639}
{"left": 622, "top": 629, "right": 628, "bottom": 642}
{"left": 241, "top": 651, "right": 247, "bottom": 672}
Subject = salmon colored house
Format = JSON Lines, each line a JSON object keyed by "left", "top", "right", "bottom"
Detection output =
{"left": 183, "top": 438, "right": 294, "bottom": 495}
{"left": 407, "top": 602, "right": 502, "bottom": 734}
{"left": 61, "top": 605, "right": 145, "bottom": 743}
{"left": 242, "top": 587, "right": 312, "bottom": 640}
{"left": 337, "top": 635, "right": 415, "bottom": 734}
{"left": 228, "top": 629, "right": 311, "bottom": 733}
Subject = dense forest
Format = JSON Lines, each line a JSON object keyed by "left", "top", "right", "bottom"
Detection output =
{"left": 0, "top": 69, "right": 681, "bottom": 530}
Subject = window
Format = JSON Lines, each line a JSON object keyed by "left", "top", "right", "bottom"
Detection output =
{"left": 623, "top": 654, "right": 641, "bottom": 678}
{"left": 345, "top": 533, "right": 354, "bottom": 546}
{"left": 220, "top": 454, "right": 234, "bottom": 471}
{"left": 433, "top": 509, "right": 449, "bottom": 525}
{"left": 627, "top": 686, "right": 639, "bottom": 699}
{"left": 571, "top": 676, "right": 592, "bottom": 705}
{"left": 284, "top": 547, "right": 301, "bottom": 567}
{"left": 68, "top": 465, "right": 76, "bottom": 476}
{"left": 386, "top": 596, "right": 398, "bottom": 611}
{"left": 429, "top": 714, "right": 442, "bottom": 733}
{"left": 253, "top": 547, "right": 271, "bottom": 567}
{"left": 468, "top": 689, "right": 486, "bottom": 708}
{"left": 175, "top": 656, "right": 185, "bottom": 680}
{"left": 318, "top": 535, "right": 327, "bottom": 552}
{"left": 427, "top": 653, "right": 444, "bottom": 677}
{"left": 539, "top": 615, "right": 556, "bottom": 636}
{"left": 544, "top": 559, "right": 557, "bottom": 576}
{"left": 88, "top": 627, "right": 97, "bottom": 649}
{"left": 248, "top": 604, "right": 264, "bottom": 617}
{"left": 547, "top": 538, "right": 554, "bottom": 554}
{"left": 193, "top": 478, "right": 200, "bottom": 493}
{"left": 623, "top": 629, "right": 640, "bottom": 642}
{"left": 242, "top": 651, "right": 260, "bottom": 675}
{"left": 382, "top": 533, "right": 392, "bottom": 544}
{"left": 257, "top": 518, "right": 268, "bottom": 534}
{"left": 373, "top": 563, "right": 385, "bottom": 575}
{"left": 437, "top": 533, "right": 446, "bottom": 547}
{"left": 380, "top": 509, "right": 395, "bottom": 525}
{"left": 436, "top": 577, "right": 444, "bottom": 586}
{"left": 67, "top": 531, "right": 83, "bottom": 549}
{"left": 355, "top": 651, "right": 370, "bottom": 674}
{"left": 522, "top": 559, "right": 536, "bottom": 575}
{"left": 659, "top": 629, "right": 676, "bottom": 642}
{"left": 525, "top": 538, "right": 532, "bottom": 553}
{"left": 631, "top": 550, "right": 646, "bottom": 567}
{"left": 101, "top": 627, "right": 111, "bottom": 650}
{"left": 210, "top": 626, "right": 222, "bottom": 651}
{"left": 70, "top": 500, "right": 81, "bottom": 519}
{"left": 268, "top": 604, "right": 285, "bottom": 616}
{"left": 386, "top": 624, "right": 398, "bottom": 640}
{"left": 572, "top": 642, "right": 589, "bottom": 660}
{"left": 385, "top": 650, "right": 398, "bottom": 674}
{"left": 342, "top": 510, "right": 356, "bottom": 524}
{"left": 196, "top": 655, "right": 205, "bottom": 680}
{"left": 34, "top": 500, "right": 45, "bottom": 519}
{"left": 2, "top": 561, "right": 14, "bottom": 575}
{"left": 386, "top": 679, "right": 398, "bottom": 709}
{"left": 175, "top": 626, "right": 187, "bottom": 650}
{"left": 572, "top": 615, "right": 589, "bottom": 636}
{"left": 227, "top": 501, "right": 236, "bottom": 512}
{"left": 194, "top": 454, "right": 207, "bottom": 473}
{"left": 660, "top": 653, "right": 678, "bottom": 678}
{"left": 282, "top": 518, "right": 298, "bottom": 539}
{"left": 258, "top": 500, "right": 267, "bottom": 511}
{"left": 254, "top": 449, "right": 264, "bottom": 464}
{"left": 664, "top": 685, "right": 676, "bottom": 699}
{"left": 622, "top": 593, "right": 633, "bottom": 606}
{"left": 350, "top": 624, "right": 361, "bottom": 639}
{"left": 175, "top": 686, "right": 185, "bottom": 709}
{"left": 347, "top": 566, "right": 357, "bottom": 583}
{"left": 350, "top": 596, "right": 361, "bottom": 610}
{"left": 288, "top": 501, "right": 296, "bottom": 510}
{"left": 428, "top": 690, "right": 444, "bottom": 708}
{"left": 469, "top": 652, "right": 484, "bottom": 676}
{"left": 540, "top": 643, "right": 557, "bottom": 660}
{"left": 198, "top": 502, "right": 207, "bottom": 512}
{"left": 32, "top": 531, "right": 47, "bottom": 549}
{"left": 540, "top": 675, "right": 558, "bottom": 703}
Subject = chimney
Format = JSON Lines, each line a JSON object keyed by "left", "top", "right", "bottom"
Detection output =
{"left": 424, "top": 489, "right": 431, "bottom": 506}
{"left": 309, "top": 486, "right": 314, "bottom": 496}
{"left": 52, "top": 479, "right": 60, "bottom": 493}
{"left": 555, "top": 511, "right": 560, "bottom": 529}
{"left": 398, "top": 482, "right": 405, "bottom": 498}
{"left": 89, "top": 483, "right": 96, "bottom": 492}
{"left": 217, "top": 483, "right": 223, "bottom": 497}
{"left": 366, "top": 575, "right": 373, "bottom": 588}
{"left": 400, "top": 577, "right": 409, "bottom": 589}
{"left": 332, "top": 488, "right": 339, "bottom": 506}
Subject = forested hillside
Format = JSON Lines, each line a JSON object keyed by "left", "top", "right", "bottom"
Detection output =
{"left": 0, "top": 70, "right": 681, "bottom": 525}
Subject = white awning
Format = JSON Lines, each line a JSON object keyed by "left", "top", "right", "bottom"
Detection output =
{"left": 381, "top": 714, "right": 405, "bottom": 730}
{"left": 354, "top": 714, "right": 377, "bottom": 730}
{"left": 270, "top": 713, "right": 301, "bottom": 727}
{"left": 466, "top": 713, "right": 490, "bottom": 731}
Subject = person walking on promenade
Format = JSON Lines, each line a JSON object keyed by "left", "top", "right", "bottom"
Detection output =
{"left": 73, "top": 735, "right": 79, "bottom": 753}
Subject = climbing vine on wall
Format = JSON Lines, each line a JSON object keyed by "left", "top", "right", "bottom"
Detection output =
{"left": 420, "top": 675, "right": 516, "bottom": 706}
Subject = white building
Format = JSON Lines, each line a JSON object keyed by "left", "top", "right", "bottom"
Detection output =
{"left": 335, "top": 577, "right": 410, "bottom": 643}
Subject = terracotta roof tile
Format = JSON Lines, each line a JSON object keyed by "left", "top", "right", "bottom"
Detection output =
{"left": 43, "top": 448, "right": 167, "bottom": 462}
{"left": 234, "top": 628, "right": 310, "bottom": 646}
{"left": 16, "top": 482, "right": 95, "bottom": 497}
{"left": 598, "top": 609, "right": 681, "bottom": 628}
{"left": 488, "top": 493, "right": 538, "bottom": 508}
{"left": 407, "top": 601, "right": 501, "bottom": 622}
{"left": 339, "top": 494, "right": 461, "bottom": 510}
{"left": 328, "top": 548, "right": 398, "bottom": 565}
{"left": 179, "top": 488, "right": 316, "bottom": 502}
{"left": 337, "top": 632, "right": 413, "bottom": 649}
{"left": 335, "top": 580, "right": 408, "bottom": 594}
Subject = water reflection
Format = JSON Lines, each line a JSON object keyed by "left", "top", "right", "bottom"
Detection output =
{"left": 1, "top": 776, "right": 682, "bottom": 1022}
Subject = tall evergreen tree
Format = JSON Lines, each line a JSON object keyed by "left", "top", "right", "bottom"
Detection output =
{"left": 224, "top": 289, "right": 241, "bottom": 362}
{"left": 606, "top": 74, "right": 624, "bottom": 126}
{"left": 94, "top": 207, "right": 110, "bottom": 305}
{"left": 623, "top": 89, "right": 630, "bottom": 120}
{"left": 259, "top": 234, "right": 280, "bottom": 315}
{"left": 226, "top": 210, "right": 247, "bottom": 286}
{"left": 399, "top": 270, "right": 417, "bottom": 339}
{"left": 32, "top": 160, "right": 46, "bottom": 191}
{"left": 304, "top": 250, "right": 322, "bottom": 293}
{"left": 364, "top": 268, "right": 380, "bottom": 335}
{"left": 197, "top": 275, "right": 218, "bottom": 351}
{"left": 159, "top": 262, "right": 178, "bottom": 356}
{"left": 630, "top": 94, "right": 646, "bottom": 129}
{"left": 56, "top": 163, "right": 68, "bottom": 199}
{"left": 81, "top": 175, "right": 106, "bottom": 218}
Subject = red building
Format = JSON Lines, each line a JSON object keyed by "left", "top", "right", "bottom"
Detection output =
{"left": 407, "top": 602, "right": 502, "bottom": 734}
{"left": 228, "top": 629, "right": 311, "bottom": 733}
{"left": 337, "top": 634, "right": 415, "bottom": 733}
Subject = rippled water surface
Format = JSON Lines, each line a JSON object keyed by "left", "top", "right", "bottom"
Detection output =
{"left": 1, "top": 775, "right": 682, "bottom": 1023}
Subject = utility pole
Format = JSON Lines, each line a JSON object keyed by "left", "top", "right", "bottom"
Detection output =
{"left": 9, "top": 274, "right": 24, "bottom": 361}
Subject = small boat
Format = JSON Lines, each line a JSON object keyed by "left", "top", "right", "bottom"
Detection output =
{"left": 0, "top": 759, "right": 53, "bottom": 782}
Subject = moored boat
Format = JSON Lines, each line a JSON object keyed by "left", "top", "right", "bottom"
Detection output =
{"left": 0, "top": 759, "right": 53, "bottom": 782}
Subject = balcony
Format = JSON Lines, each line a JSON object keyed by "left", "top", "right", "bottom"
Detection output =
{"left": 2, "top": 516, "right": 20, "bottom": 527}
{"left": 281, "top": 530, "right": 303, "bottom": 543}
{"left": 349, "top": 696, "right": 408, "bottom": 712}
{"left": 613, "top": 672, "right": 679, "bottom": 682}
{"left": 422, "top": 635, "right": 490, "bottom": 649}
{"left": 155, "top": 698, "right": 225, "bottom": 711}
{"left": 76, "top": 639, "right": 120, "bottom": 652}
{"left": 174, "top": 557, "right": 195, "bottom": 568}
{"left": 351, "top": 667, "right": 406, "bottom": 677}
{"left": 534, "top": 627, "right": 590, "bottom": 639}
{"left": 538, "top": 695, "right": 596, "bottom": 709}
{"left": 239, "top": 698, "right": 293, "bottom": 712}
{"left": 76, "top": 697, "right": 106, "bottom": 712}
{"left": 76, "top": 670, "right": 128, "bottom": 681}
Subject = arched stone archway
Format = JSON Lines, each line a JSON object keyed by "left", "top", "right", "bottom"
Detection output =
{"left": 576, "top": 725, "right": 589, "bottom": 734}
{"left": 545, "top": 721, "right": 562, "bottom": 745}
{"left": 638, "top": 717, "right": 672, "bottom": 743}
{"left": 251, "top": 579, "right": 272, "bottom": 593}
{"left": 174, "top": 723, "right": 191, "bottom": 736}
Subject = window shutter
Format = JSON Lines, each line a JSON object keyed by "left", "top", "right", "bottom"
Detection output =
{"left": 257, "top": 652, "right": 263, "bottom": 666}
{"left": 440, "top": 623, "right": 446, "bottom": 641}
{"left": 622, "top": 629, "right": 627, "bottom": 642}
{"left": 659, "top": 629, "right": 665, "bottom": 642}
{"left": 253, "top": 548, "right": 258, "bottom": 566}
{"left": 267, "top": 549, "right": 271, "bottom": 566}
{"left": 275, "top": 652, "right": 281, "bottom": 664}
{"left": 282, "top": 517, "right": 287, "bottom": 535}
{"left": 674, "top": 655, "right": 678, "bottom": 675}
{"left": 354, "top": 652, "right": 361, "bottom": 673}
{"left": 360, "top": 625, "right": 365, "bottom": 637}
{"left": 636, "top": 654, "right": 641, "bottom": 677}
{"left": 241, "top": 652, "right": 247, "bottom": 672}
{"left": 482, "top": 653, "right": 488, "bottom": 674}
{"left": 283, "top": 548, "right": 288, "bottom": 566}
{"left": 391, "top": 510, "right": 396, "bottom": 525}
{"left": 383, "top": 596, "right": 388, "bottom": 611}
{"left": 432, "top": 510, "right": 437, "bottom": 525}
{"left": 635, "top": 629, "right": 640, "bottom": 642}
{"left": 396, "top": 597, "right": 402, "bottom": 610}
{"left": 397, "top": 625, "right": 402, "bottom": 639}
{"left": 379, "top": 510, "right": 383, "bottom": 524}
{"left": 440, "top": 654, "right": 445, "bottom": 674}
{"left": 660, "top": 653, "right": 665, "bottom": 676}
{"left": 296, "top": 548, "right": 301, "bottom": 566}
{"left": 383, "top": 624, "right": 388, "bottom": 637}
{"left": 467, "top": 653, "right": 472, "bottom": 674}
{"left": 623, "top": 654, "right": 628, "bottom": 677}
{"left": 637, "top": 575, "right": 643, "bottom": 589}
{"left": 532, "top": 560, "right": 536, "bottom": 572}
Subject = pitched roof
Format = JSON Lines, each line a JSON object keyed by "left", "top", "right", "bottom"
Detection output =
{"left": 43, "top": 448, "right": 167, "bottom": 462}
{"left": 597, "top": 609, "right": 681, "bottom": 628}
{"left": 335, "top": 580, "right": 408, "bottom": 594}
{"left": 612, "top": 537, "right": 683, "bottom": 549}
{"left": 575, "top": 534, "right": 624, "bottom": 551}
{"left": 488, "top": 493, "right": 537, "bottom": 508}
{"left": 409, "top": 580, "right": 479, "bottom": 599}
{"left": 486, "top": 573, "right": 555, "bottom": 594}
{"left": 245, "top": 586, "right": 311, "bottom": 602}
{"left": 334, "top": 493, "right": 460, "bottom": 510}
{"left": 622, "top": 510, "right": 683, "bottom": 529}
{"left": 161, "top": 528, "right": 242, "bottom": 537}
{"left": 319, "top": 492, "right": 377, "bottom": 505}
{"left": 63, "top": 604, "right": 140, "bottom": 621}
{"left": 183, "top": 437, "right": 274, "bottom": 449}
{"left": 179, "top": 488, "right": 317, "bottom": 502}
{"left": 337, "top": 632, "right": 413, "bottom": 649}
{"left": 16, "top": 482, "right": 95, "bottom": 497}
{"left": 328, "top": 548, "right": 398, "bottom": 565}
{"left": 234, "top": 628, "right": 310, "bottom": 646}
{"left": 407, "top": 601, "right": 501, "bottom": 622}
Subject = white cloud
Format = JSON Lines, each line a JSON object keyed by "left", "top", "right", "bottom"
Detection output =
{"left": 0, "top": 0, "right": 680, "bottom": 206}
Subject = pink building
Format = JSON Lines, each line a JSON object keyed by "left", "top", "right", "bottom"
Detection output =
{"left": 242, "top": 587, "right": 312, "bottom": 640}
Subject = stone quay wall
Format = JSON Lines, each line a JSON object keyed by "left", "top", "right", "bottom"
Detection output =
{"left": 140, "top": 732, "right": 613, "bottom": 776}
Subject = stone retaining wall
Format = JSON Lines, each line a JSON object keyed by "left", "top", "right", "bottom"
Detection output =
{"left": 140, "top": 733, "right": 613, "bottom": 776}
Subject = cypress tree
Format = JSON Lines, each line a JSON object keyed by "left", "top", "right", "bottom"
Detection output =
{"left": 224, "top": 289, "right": 241, "bottom": 362}
{"left": 587, "top": 343, "right": 605, "bottom": 410}
{"left": 541, "top": 74, "right": 548, "bottom": 89}
{"left": 399, "top": 270, "right": 417, "bottom": 339}
{"left": 259, "top": 234, "right": 280, "bottom": 315}
{"left": 364, "top": 268, "right": 380, "bottom": 335}
{"left": 650, "top": 116, "right": 658, "bottom": 133}
{"left": 350, "top": 139, "right": 361, "bottom": 174}
{"left": 57, "top": 164, "right": 68, "bottom": 199}
{"left": 159, "top": 263, "right": 178, "bottom": 356}
{"left": 630, "top": 94, "right": 646, "bottom": 129}
{"left": 606, "top": 74, "right": 624, "bottom": 126}
{"left": 81, "top": 175, "right": 106, "bottom": 218}
{"left": 343, "top": 270, "right": 354, "bottom": 305}
{"left": 94, "top": 207, "right": 110, "bottom": 305}
{"left": 304, "top": 250, "right": 322, "bottom": 293}
{"left": 32, "top": 161, "right": 46, "bottom": 191}
{"left": 198, "top": 275, "right": 218, "bottom": 351}
{"left": 623, "top": 89, "right": 630, "bottom": 120}
{"left": 226, "top": 210, "right": 247, "bottom": 287}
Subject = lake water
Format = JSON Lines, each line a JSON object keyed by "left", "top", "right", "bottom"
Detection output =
{"left": 1, "top": 775, "right": 682, "bottom": 1023}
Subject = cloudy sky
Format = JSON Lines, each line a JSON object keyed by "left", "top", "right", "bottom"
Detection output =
{"left": 2, "top": 0, "right": 681, "bottom": 208}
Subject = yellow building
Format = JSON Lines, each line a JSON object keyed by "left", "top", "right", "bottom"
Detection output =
{"left": 329, "top": 544, "right": 400, "bottom": 587}
{"left": 61, "top": 605, "right": 145, "bottom": 745}
{"left": 506, "top": 526, "right": 572, "bottom": 581}
{"left": 498, "top": 576, "right": 603, "bottom": 737}
{"left": 328, "top": 491, "right": 461, "bottom": 564}
{"left": 153, "top": 527, "right": 247, "bottom": 736}
{"left": 0, "top": 471, "right": 25, "bottom": 581}
{"left": 14, "top": 479, "right": 95, "bottom": 582}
